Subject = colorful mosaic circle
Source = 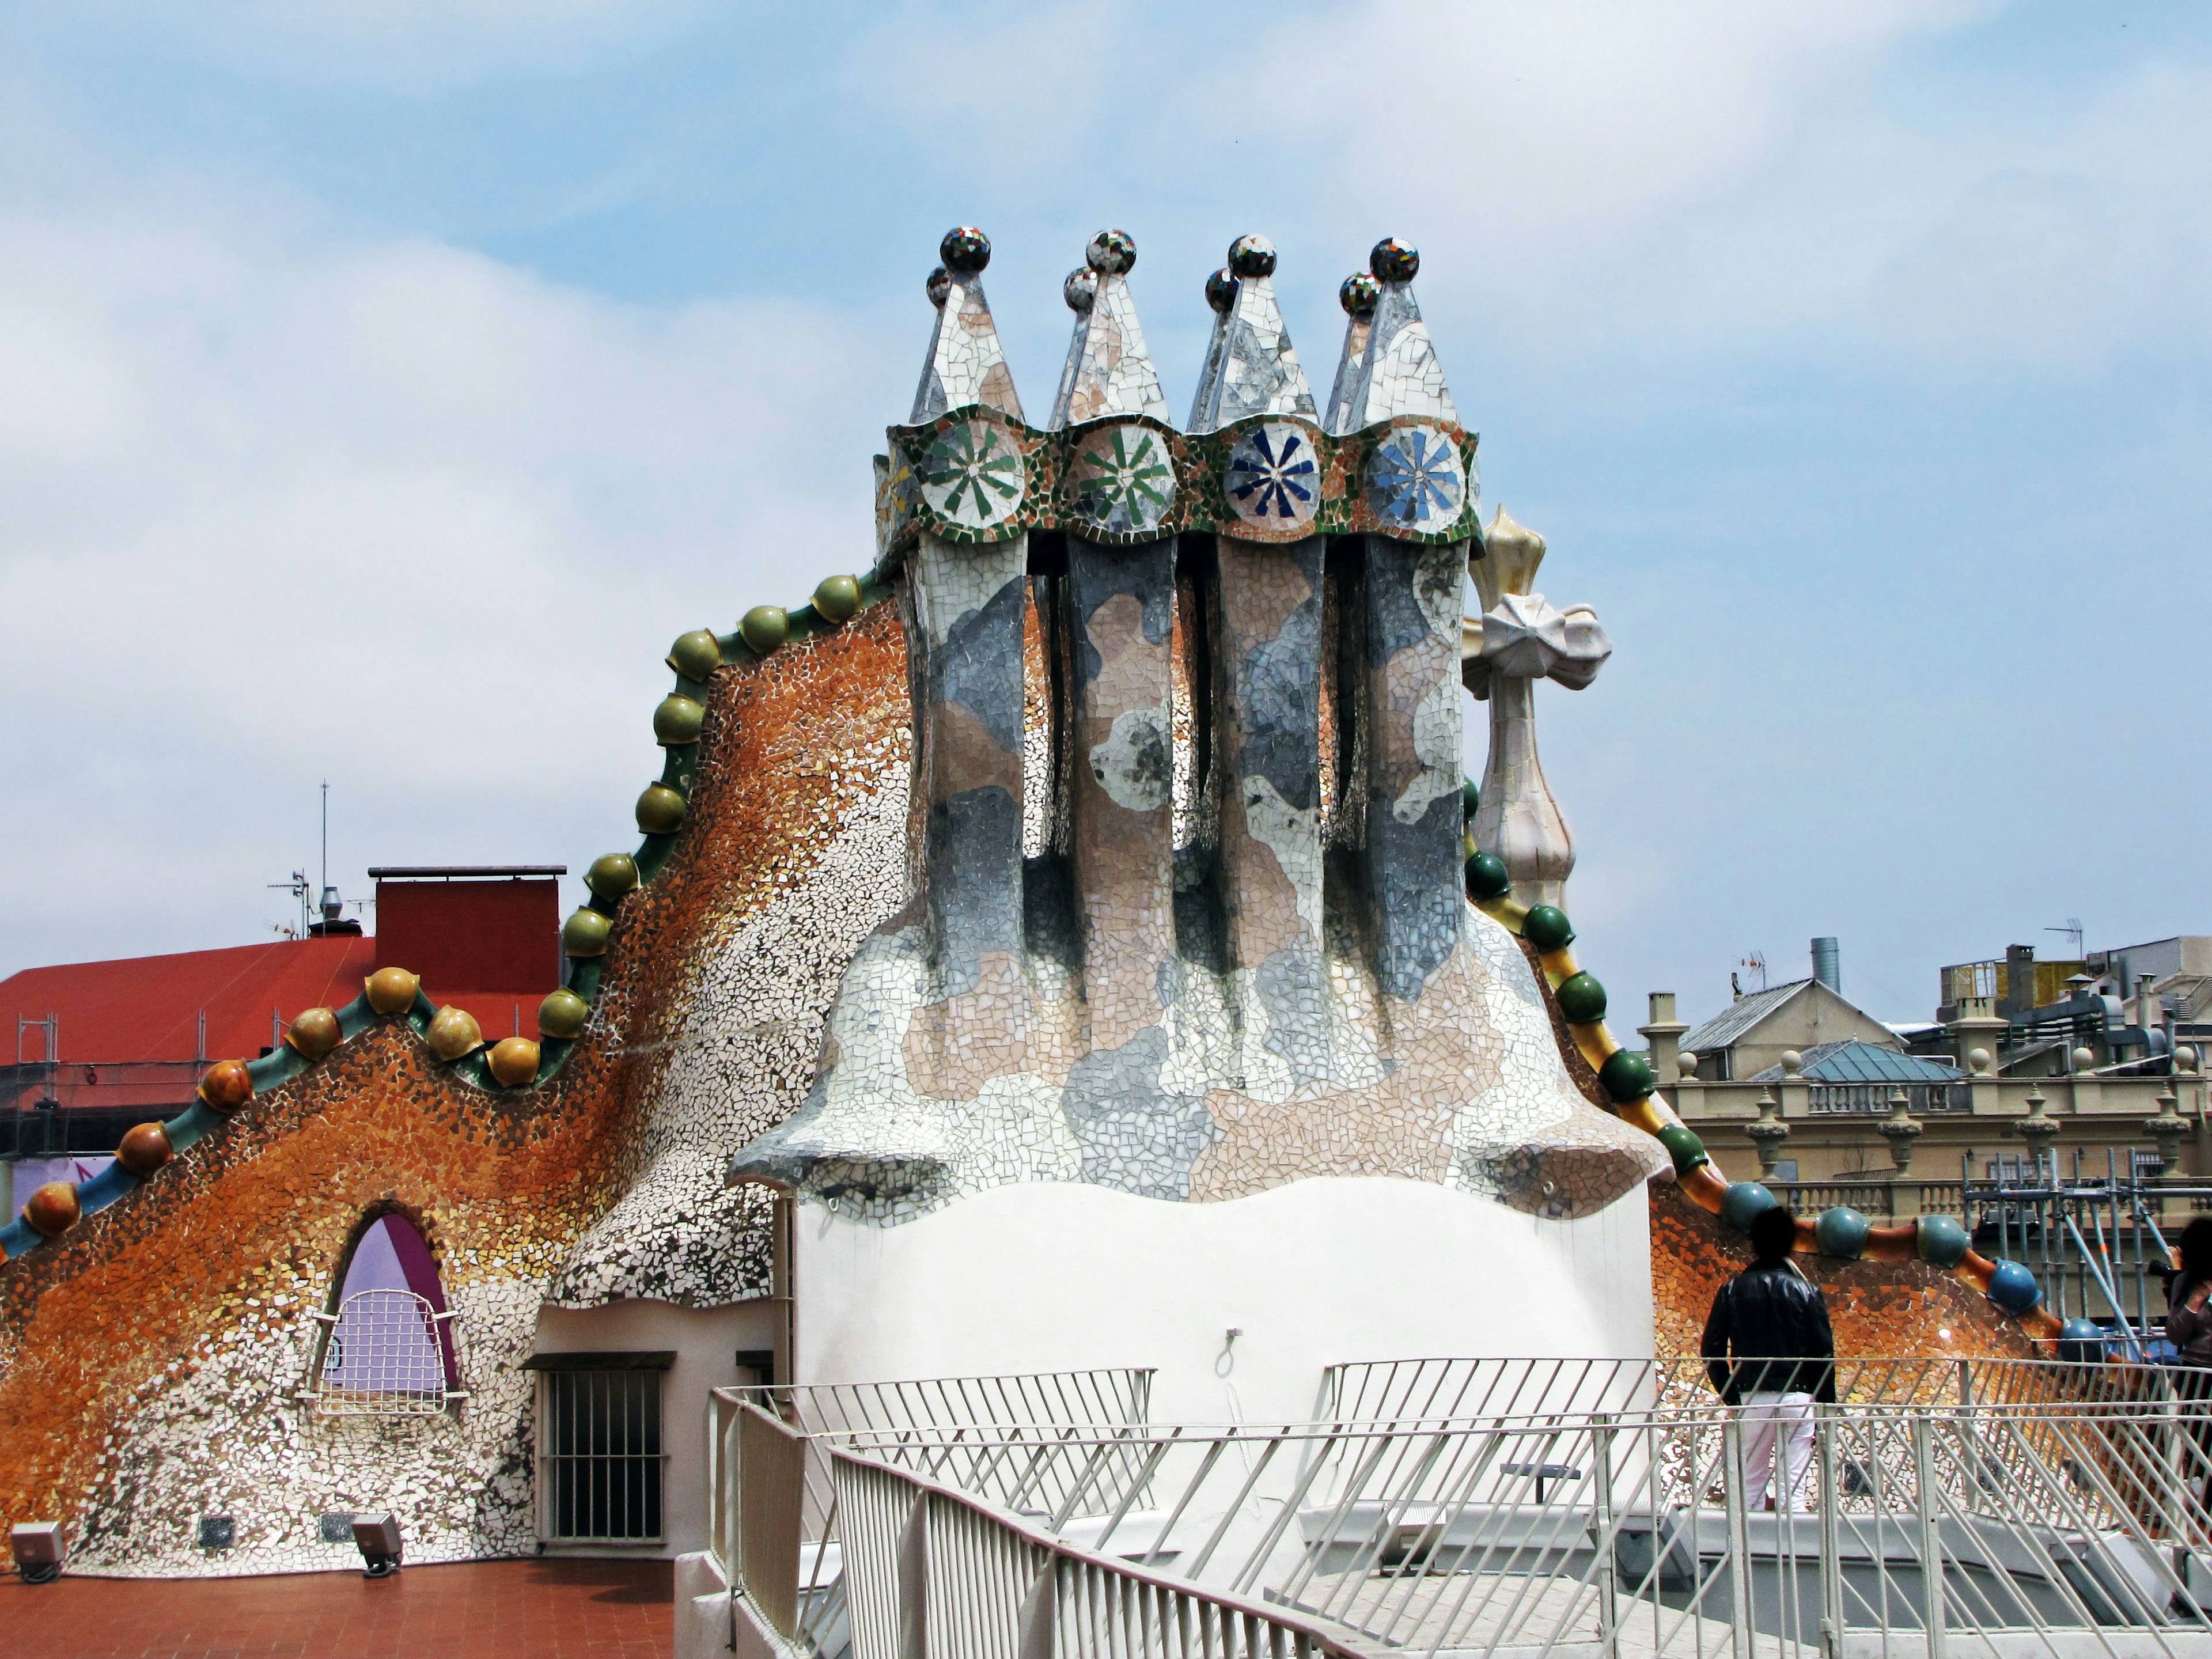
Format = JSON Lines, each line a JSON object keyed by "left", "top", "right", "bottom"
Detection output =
{"left": 1063, "top": 267, "right": 1097, "bottom": 314}
{"left": 926, "top": 266, "right": 951, "bottom": 308}
{"left": 1365, "top": 422, "right": 1465, "bottom": 533}
{"left": 940, "top": 226, "right": 990, "bottom": 274}
{"left": 919, "top": 419, "right": 1025, "bottom": 531}
{"left": 1370, "top": 237, "right": 1419, "bottom": 283}
{"left": 1086, "top": 229, "right": 1136, "bottom": 275}
{"left": 1339, "top": 273, "right": 1380, "bottom": 317}
{"left": 1228, "top": 234, "right": 1277, "bottom": 279}
{"left": 1205, "top": 268, "right": 1238, "bottom": 313}
{"left": 1071, "top": 423, "right": 1175, "bottom": 537}
{"left": 1224, "top": 421, "right": 1320, "bottom": 531}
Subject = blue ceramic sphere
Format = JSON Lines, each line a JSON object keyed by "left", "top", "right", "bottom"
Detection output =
{"left": 1915, "top": 1213, "right": 1970, "bottom": 1269}
{"left": 1986, "top": 1260, "right": 2041, "bottom": 1316}
{"left": 1815, "top": 1206, "right": 1872, "bottom": 1260}
{"left": 1720, "top": 1181, "right": 1778, "bottom": 1234}
{"left": 2058, "top": 1318, "right": 2108, "bottom": 1363}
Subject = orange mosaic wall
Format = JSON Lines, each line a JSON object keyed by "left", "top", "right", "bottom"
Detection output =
{"left": 1650, "top": 1180, "right": 2036, "bottom": 1373}
{"left": 0, "top": 598, "right": 912, "bottom": 1565}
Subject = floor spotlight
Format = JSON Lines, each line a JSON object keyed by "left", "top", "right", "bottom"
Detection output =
{"left": 350, "top": 1513, "right": 402, "bottom": 1579}
{"left": 11, "top": 1522, "right": 63, "bottom": 1584}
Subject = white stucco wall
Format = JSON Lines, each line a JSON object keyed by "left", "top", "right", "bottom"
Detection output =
{"left": 533, "top": 1298, "right": 781, "bottom": 1559}
{"left": 793, "top": 1175, "right": 1653, "bottom": 1425}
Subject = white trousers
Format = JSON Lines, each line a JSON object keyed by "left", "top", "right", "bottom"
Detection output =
{"left": 1738, "top": 1391, "right": 1816, "bottom": 1512}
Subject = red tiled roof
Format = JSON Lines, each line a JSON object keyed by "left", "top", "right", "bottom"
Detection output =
{"left": 0, "top": 937, "right": 547, "bottom": 1066}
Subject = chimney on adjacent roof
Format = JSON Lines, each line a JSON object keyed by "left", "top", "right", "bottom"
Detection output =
{"left": 1810, "top": 937, "right": 1840, "bottom": 991}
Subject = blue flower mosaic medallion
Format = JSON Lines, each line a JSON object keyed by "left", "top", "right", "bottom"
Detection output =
{"left": 1224, "top": 421, "right": 1320, "bottom": 532}
{"left": 1365, "top": 421, "right": 1466, "bottom": 533}
{"left": 1071, "top": 423, "right": 1175, "bottom": 537}
{"left": 919, "top": 418, "right": 1025, "bottom": 531}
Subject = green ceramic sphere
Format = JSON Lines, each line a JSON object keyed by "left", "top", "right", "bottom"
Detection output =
{"left": 585, "top": 853, "right": 639, "bottom": 902}
{"left": 1461, "top": 778, "right": 1480, "bottom": 821}
{"left": 665, "top": 628, "right": 724, "bottom": 682}
{"left": 1598, "top": 1048, "right": 1656, "bottom": 1103}
{"left": 538, "top": 988, "right": 590, "bottom": 1040}
{"left": 1720, "top": 1181, "right": 1779, "bottom": 1233}
{"left": 561, "top": 908, "right": 611, "bottom": 958}
{"left": 1555, "top": 971, "right": 1607, "bottom": 1025}
{"left": 653, "top": 694, "right": 706, "bottom": 746}
{"left": 813, "top": 575, "right": 863, "bottom": 623}
{"left": 635, "top": 783, "right": 687, "bottom": 835}
{"left": 1657, "top": 1123, "right": 1708, "bottom": 1174}
{"left": 1815, "top": 1205, "right": 1872, "bottom": 1260}
{"left": 1522, "top": 905, "right": 1576, "bottom": 953}
{"left": 1465, "top": 850, "right": 1512, "bottom": 901}
{"left": 1915, "top": 1213, "right": 1971, "bottom": 1270}
{"left": 741, "top": 605, "right": 790, "bottom": 654}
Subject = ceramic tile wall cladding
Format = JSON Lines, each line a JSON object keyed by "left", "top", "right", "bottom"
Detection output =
{"left": 729, "top": 529, "right": 1668, "bottom": 1225}
{"left": 0, "top": 601, "right": 914, "bottom": 1572}
{"left": 1649, "top": 1183, "right": 2036, "bottom": 1384}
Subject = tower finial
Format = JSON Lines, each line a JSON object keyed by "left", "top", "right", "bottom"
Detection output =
{"left": 910, "top": 226, "right": 1024, "bottom": 425}
{"left": 1324, "top": 271, "right": 1380, "bottom": 435}
{"left": 1187, "top": 233, "right": 1316, "bottom": 433}
{"left": 1048, "top": 229, "right": 1169, "bottom": 430}
{"left": 1338, "top": 236, "right": 1456, "bottom": 430}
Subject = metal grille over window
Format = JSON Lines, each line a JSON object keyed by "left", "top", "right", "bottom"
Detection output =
{"left": 541, "top": 1370, "right": 664, "bottom": 1543}
{"left": 312, "top": 1289, "right": 458, "bottom": 1416}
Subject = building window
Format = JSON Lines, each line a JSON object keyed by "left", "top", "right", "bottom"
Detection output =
{"left": 531, "top": 1354, "right": 673, "bottom": 1544}
{"left": 309, "top": 1213, "right": 463, "bottom": 1417}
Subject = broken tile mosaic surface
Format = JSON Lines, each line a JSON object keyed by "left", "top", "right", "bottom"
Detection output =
{"left": 1187, "top": 235, "right": 1317, "bottom": 432}
{"left": 1049, "top": 230, "right": 1169, "bottom": 430}
{"left": 1070, "top": 423, "right": 1176, "bottom": 536}
{"left": 1325, "top": 273, "right": 1380, "bottom": 436}
{"left": 1340, "top": 241, "right": 1457, "bottom": 430}
{"left": 917, "top": 418, "right": 1027, "bottom": 530}
{"left": 910, "top": 233, "right": 1024, "bottom": 425}
{"left": 1365, "top": 422, "right": 1467, "bottom": 533}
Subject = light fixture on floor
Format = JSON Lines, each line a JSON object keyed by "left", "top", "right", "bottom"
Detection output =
{"left": 351, "top": 1513, "right": 402, "bottom": 1579}
{"left": 11, "top": 1522, "right": 62, "bottom": 1584}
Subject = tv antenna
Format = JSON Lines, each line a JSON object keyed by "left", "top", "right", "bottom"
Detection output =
{"left": 1740, "top": 950, "right": 1768, "bottom": 992}
{"left": 2046, "top": 918, "right": 2085, "bottom": 959}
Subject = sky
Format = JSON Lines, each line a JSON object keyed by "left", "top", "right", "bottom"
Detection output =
{"left": 1, "top": 1, "right": 2207, "bottom": 1033}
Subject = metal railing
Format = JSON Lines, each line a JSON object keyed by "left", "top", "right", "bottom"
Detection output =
{"left": 709, "top": 1360, "right": 2212, "bottom": 1657}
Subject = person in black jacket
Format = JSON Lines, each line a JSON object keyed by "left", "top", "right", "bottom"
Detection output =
{"left": 1701, "top": 1205, "right": 1836, "bottom": 1513}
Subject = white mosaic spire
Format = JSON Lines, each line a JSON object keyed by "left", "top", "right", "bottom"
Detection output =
{"left": 1187, "top": 234, "right": 1317, "bottom": 433}
{"left": 910, "top": 226, "right": 1024, "bottom": 425}
{"left": 1339, "top": 237, "right": 1456, "bottom": 430}
{"left": 1047, "top": 229, "right": 1169, "bottom": 430}
{"left": 1324, "top": 272, "right": 1380, "bottom": 436}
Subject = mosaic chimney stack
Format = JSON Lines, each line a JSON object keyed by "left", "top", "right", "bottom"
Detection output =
{"left": 730, "top": 227, "right": 1665, "bottom": 1221}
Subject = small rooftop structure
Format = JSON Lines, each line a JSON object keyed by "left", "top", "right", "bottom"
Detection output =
{"left": 1744, "top": 1038, "right": 1963, "bottom": 1085}
{"left": 1681, "top": 945, "right": 1901, "bottom": 1082}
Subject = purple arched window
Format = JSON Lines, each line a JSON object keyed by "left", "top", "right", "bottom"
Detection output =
{"left": 315, "top": 1213, "right": 460, "bottom": 1413}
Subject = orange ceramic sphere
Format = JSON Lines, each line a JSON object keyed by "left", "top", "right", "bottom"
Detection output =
{"left": 286, "top": 1006, "right": 342, "bottom": 1060}
{"left": 23, "top": 1181, "right": 81, "bottom": 1237}
{"left": 115, "top": 1122, "right": 174, "bottom": 1176}
{"left": 486, "top": 1037, "right": 541, "bottom": 1088}
{"left": 365, "top": 967, "right": 420, "bottom": 1016}
{"left": 426, "top": 1005, "right": 484, "bottom": 1062}
{"left": 198, "top": 1058, "right": 253, "bottom": 1115}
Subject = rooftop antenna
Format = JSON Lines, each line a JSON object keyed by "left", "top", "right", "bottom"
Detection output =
{"left": 2046, "top": 918, "right": 2085, "bottom": 959}
{"left": 316, "top": 780, "right": 344, "bottom": 930}
{"left": 1741, "top": 950, "right": 1768, "bottom": 993}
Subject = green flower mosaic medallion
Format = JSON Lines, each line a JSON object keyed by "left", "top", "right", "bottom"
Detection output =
{"left": 1072, "top": 423, "right": 1175, "bottom": 536}
{"left": 919, "top": 419, "right": 1025, "bottom": 530}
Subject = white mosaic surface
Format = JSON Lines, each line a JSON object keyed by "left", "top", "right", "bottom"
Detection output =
{"left": 549, "top": 742, "right": 914, "bottom": 1308}
{"left": 1343, "top": 279, "right": 1457, "bottom": 428}
{"left": 70, "top": 1268, "right": 544, "bottom": 1577}
{"left": 1189, "top": 268, "right": 1317, "bottom": 430}
{"left": 912, "top": 273, "right": 1024, "bottom": 424}
{"left": 1049, "top": 236, "right": 1168, "bottom": 430}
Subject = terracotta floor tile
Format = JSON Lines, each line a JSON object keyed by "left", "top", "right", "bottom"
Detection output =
{"left": 0, "top": 1559, "right": 675, "bottom": 1659}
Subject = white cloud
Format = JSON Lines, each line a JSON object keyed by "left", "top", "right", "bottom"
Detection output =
{"left": 0, "top": 190, "right": 896, "bottom": 968}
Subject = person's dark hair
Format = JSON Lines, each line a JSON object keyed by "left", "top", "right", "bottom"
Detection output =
{"left": 1749, "top": 1205, "right": 1798, "bottom": 1262}
{"left": 2181, "top": 1217, "right": 2212, "bottom": 1279}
